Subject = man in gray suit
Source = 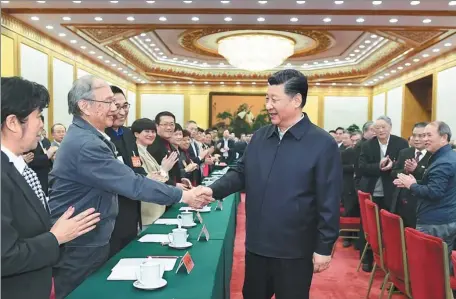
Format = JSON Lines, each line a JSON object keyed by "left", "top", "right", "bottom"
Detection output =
{"left": 48, "top": 75, "right": 212, "bottom": 298}
{"left": 50, "top": 123, "right": 66, "bottom": 147}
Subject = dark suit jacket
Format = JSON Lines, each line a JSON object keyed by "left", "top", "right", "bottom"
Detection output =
{"left": 209, "top": 114, "right": 342, "bottom": 258}
{"left": 178, "top": 150, "right": 198, "bottom": 185}
{"left": 359, "top": 135, "right": 409, "bottom": 209}
{"left": 353, "top": 138, "right": 367, "bottom": 190}
{"left": 390, "top": 147, "right": 432, "bottom": 212}
{"left": 105, "top": 127, "right": 147, "bottom": 241}
{"left": 187, "top": 140, "right": 202, "bottom": 184}
{"left": 27, "top": 137, "right": 52, "bottom": 195}
{"left": 147, "top": 134, "right": 181, "bottom": 185}
{"left": 217, "top": 139, "right": 236, "bottom": 164}
{"left": 1, "top": 152, "right": 60, "bottom": 299}
{"left": 341, "top": 147, "right": 358, "bottom": 215}
{"left": 234, "top": 141, "right": 248, "bottom": 158}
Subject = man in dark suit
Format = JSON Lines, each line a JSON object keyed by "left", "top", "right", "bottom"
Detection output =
{"left": 391, "top": 122, "right": 431, "bottom": 228}
{"left": 359, "top": 116, "right": 409, "bottom": 212}
{"left": 25, "top": 115, "right": 58, "bottom": 196}
{"left": 335, "top": 127, "right": 346, "bottom": 151}
{"left": 234, "top": 133, "right": 248, "bottom": 158}
{"left": 185, "top": 120, "right": 211, "bottom": 185}
{"left": 1, "top": 77, "right": 100, "bottom": 299}
{"left": 217, "top": 129, "right": 236, "bottom": 164}
{"left": 200, "top": 70, "right": 342, "bottom": 299}
{"left": 148, "top": 111, "right": 189, "bottom": 190}
{"left": 105, "top": 86, "right": 147, "bottom": 257}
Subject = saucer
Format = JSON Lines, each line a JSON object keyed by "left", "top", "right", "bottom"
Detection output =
{"left": 182, "top": 222, "right": 197, "bottom": 228}
{"left": 169, "top": 241, "right": 193, "bottom": 249}
{"left": 133, "top": 279, "right": 167, "bottom": 290}
{"left": 197, "top": 206, "right": 211, "bottom": 213}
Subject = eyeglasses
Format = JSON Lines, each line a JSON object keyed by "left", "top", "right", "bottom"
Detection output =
{"left": 115, "top": 103, "right": 131, "bottom": 111}
{"left": 85, "top": 99, "right": 116, "bottom": 105}
{"left": 158, "top": 122, "right": 175, "bottom": 128}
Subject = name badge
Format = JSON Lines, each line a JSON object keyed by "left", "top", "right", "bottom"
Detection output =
{"left": 117, "top": 156, "right": 124, "bottom": 163}
{"left": 132, "top": 156, "right": 141, "bottom": 167}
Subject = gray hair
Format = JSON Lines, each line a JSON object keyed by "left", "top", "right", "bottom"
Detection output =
{"left": 376, "top": 115, "right": 392, "bottom": 127}
{"left": 362, "top": 121, "right": 374, "bottom": 133}
{"left": 68, "top": 75, "right": 104, "bottom": 116}
{"left": 430, "top": 121, "right": 452, "bottom": 142}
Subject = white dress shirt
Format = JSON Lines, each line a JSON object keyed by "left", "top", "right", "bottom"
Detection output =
{"left": 1, "top": 146, "right": 27, "bottom": 174}
{"left": 415, "top": 149, "right": 427, "bottom": 162}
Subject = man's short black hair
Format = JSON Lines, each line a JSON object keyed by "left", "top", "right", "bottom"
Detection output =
{"left": 155, "top": 111, "right": 176, "bottom": 124}
{"left": 182, "top": 129, "right": 191, "bottom": 138}
{"left": 110, "top": 85, "right": 125, "bottom": 97}
{"left": 1, "top": 77, "right": 50, "bottom": 126}
{"left": 175, "top": 123, "right": 183, "bottom": 132}
{"left": 329, "top": 130, "right": 336, "bottom": 134}
{"left": 335, "top": 127, "right": 345, "bottom": 132}
{"left": 413, "top": 122, "right": 428, "bottom": 130}
{"left": 267, "top": 69, "right": 308, "bottom": 108}
{"left": 51, "top": 123, "right": 66, "bottom": 134}
{"left": 197, "top": 127, "right": 204, "bottom": 133}
{"left": 131, "top": 118, "right": 156, "bottom": 135}
{"left": 205, "top": 129, "right": 212, "bottom": 135}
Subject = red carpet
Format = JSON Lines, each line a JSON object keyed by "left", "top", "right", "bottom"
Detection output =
{"left": 230, "top": 194, "right": 406, "bottom": 299}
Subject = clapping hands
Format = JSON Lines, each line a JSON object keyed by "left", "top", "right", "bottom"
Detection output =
{"left": 393, "top": 173, "right": 417, "bottom": 189}
{"left": 181, "top": 186, "right": 214, "bottom": 209}
{"left": 379, "top": 155, "right": 393, "bottom": 171}
{"left": 404, "top": 159, "right": 418, "bottom": 173}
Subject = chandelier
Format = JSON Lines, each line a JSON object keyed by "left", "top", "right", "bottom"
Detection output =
{"left": 218, "top": 34, "right": 295, "bottom": 72}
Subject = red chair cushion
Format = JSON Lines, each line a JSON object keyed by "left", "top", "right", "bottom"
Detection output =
{"left": 357, "top": 191, "right": 371, "bottom": 243}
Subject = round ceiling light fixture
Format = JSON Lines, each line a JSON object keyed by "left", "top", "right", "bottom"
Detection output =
{"left": 218, "top": 33, "right": 295, "bottom": 72}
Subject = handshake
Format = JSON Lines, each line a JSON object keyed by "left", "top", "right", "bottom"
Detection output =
{"left": 181, "top": 186, "right": 214, "bottom": 209}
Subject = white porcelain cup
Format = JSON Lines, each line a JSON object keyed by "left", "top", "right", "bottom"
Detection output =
{"left": 177, "top": 211, "right": 194, "bottom": 226}
{"left": 168, "top": 227, "right": 188, "bottom": 247}
{"left": 136, "top": 260, "right": 164, "bottom": 287}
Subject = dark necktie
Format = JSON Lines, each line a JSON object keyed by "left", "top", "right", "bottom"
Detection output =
{"left": 415, "top": 151, "right": 422, "bottom": 163}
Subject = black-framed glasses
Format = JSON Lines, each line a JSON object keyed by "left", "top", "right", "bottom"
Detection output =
{"left": 85, "top": 99, "right": 116, "bottom": 105}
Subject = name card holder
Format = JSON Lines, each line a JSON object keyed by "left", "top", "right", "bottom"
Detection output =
{"left": 195, "top": 211, "right": 203, "bottom": 224}
{"left": 175, "top": 251, "right": 194, "bottom": 274}
{"left": 215, "top": 200, "right": 223, "bottom": 211}
{"left": 197, "top": 224, "right": 210, "bottom": 241}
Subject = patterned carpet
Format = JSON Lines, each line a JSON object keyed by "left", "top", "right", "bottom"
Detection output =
{"left": 230, "top": 194, "right": 407, "bottom": 299}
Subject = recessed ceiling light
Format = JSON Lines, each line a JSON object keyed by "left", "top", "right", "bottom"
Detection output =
{"left": 140, "top": 33, "right": 147, "bottom": 37}
{"left": 296, "top": 0, "right": 306, "bottom": 3}
{"left": 123, "top": 70, "right": 128, "bottom": 73}
{"left": 183, "top": 59, "right": 188, "bottom": 62}
{"left": 36, "top": 1, "right": 46, "bottom": 3}
{"left": 128, "top": 73, "right": 133, "bottom": 77}
{"left": 204, "top": 81, "right": 208, "bottom": 84}
{"left": 334, "top": 59, "right": 339, "bottom": 62}
{"left": 188, "top": 81, "right": 193, "bottom": 84}
{"left": 159, "top": 16, "right": 167, "bottom": 21}
{"left": 313, "top": 61, "right": 319, "bottom": 65}
{"left": 354, "top": 49, "right": 360, "bottom": 53}
{"left": 117, "top": 67, "right": 123, "bottom": 70}
{"left": 433, "top": 48, "right": 440, "bottom": 52}
{"left": 371, "top": 34, "right": 378, "bottom": 39}
{"left": 348, "top": 83, "right": 353, "bottom": 86}
{"left": 127, "top": 16, "right": 135, "bottom": 21}
{"left": 133, "top": 76, "right": 137, "bottom": 79}
{"left": 332, "top": 83, "right": 337, "bottom": 86}
{"left": 365, "top": 40, "right": 371, "bottom": 44}
{"left": 349, "top": 54, "right": 356, "bottom": 57}
{"left": 236, "top": 82, "right": 241, "bottom": 84}
{"left": 316, "top": 83, "right": 321, "bottom": 85}
{"left": 391, "top": 70, "right": 396, "bottom": 73}
{"left": 70, "top": 40, "right": 77, "bottom": 44}
{"left": 173, "top": 57, "right": 178, "bottom": 60}
{"left": 356, "top": 17, "right": 365, "bottom": 23}
{"left": 154, "top": 48, "right": 160, "bottom": 51}
{"left": 324, "top": 60, "right": 329, "bottom": 63}
{"left": 405, "top": 63, "right": 411, "bottom": 66}
{"left": 345, "top": 57, "right": 351, "bottom": 60}
{"left": 257, "top": 17, "right": 266, "bottom": 22}
{"left": 80, "top": 46, "right": 86, "bottom": 49}
{"left": 159, "top": 52, "right": 164, "bottom": 55}
{"left": 162, "top": 56, "right": 168, "bottom": 59}
{"left": 252, "top": 82, "right": 256, "bottom": 85}
{"left": 359, "top": 45, "right": 366, "bottom": 48}
{"left": 97, "top": 55, "right": 103, "bottom": 59}
{"left": 397, "top": 66, "right": 404, "bottom": 70}
{"left": 323, "top": 17, "right": 332, "bottom": 23}
{"left": 72, "top": 1, "right": 82, "bottom": 3}
{"left": 221, "top": 0, "right": 230, "bottom": 3}
{"left": 62, "top": 17, "right": 71, "bottom": 21}
{"left": 220, "top": 82, "right": 224, "bottom": 85}
{"left": 183, "top": 0, "right": 192, "bottom": 3}
{"left": 422, "top": 53, "right": 430, "bottom": 58}
{"left": 410, "top": 0, "right": 420, "bottom": 5}
{"left": 58, "top": 33, "right": 66, "bottom": 37}
{"left": 444, "top": 43, "right": 452, "bottom": 47}
{"left": 290, "top": 17, "right": 299, "bottom": 22}
{"left": 413, "top": 58, "right": 420, "bottom": 62}
{"left": 258, "top": 0, "right": 268, "bottom": 4}
{"left": 334, "top": 0, "right": 344, "bottom": 4}
{"left": 423, "top": 18, "right": 432, "bottom": 23}
{"left": 110, "top": 0, "right": 119, "bottom": 3}
{"left": 372, "top": 1, "right": 382, "bottom": 5}
{"left": 105, "top": 60, "right": 110, "bottom": 63}
{"left": 146, "top": 0, "right": 155, "bottom": 3}
{"left": 89, "top": 51, "right": 95, "bottom": 54}
{"left": 193, "top": 60, "right": 198, "bottom": 64}
{"left": 385, "top": 73, "right": 390, "bottom": 76}
{"left": 173, "top": 81, "right": 177, "bottom": 84}
{"left": 450, "top": 1, "right": 456, "bottom": 5}
{"left": 224, "top": 17, "right": 233, "bottom": 22}
{"left": 389, "top": 18, "right": 398, "bottom": 23}
{"left": 1, "top": 1, "right": 10, "bottom": 3}
{"left": 94, "top": 17, "right": 103, "bottom": 21}
{"left": 45, "top": 25, "right": 53, "bottom": 30}
{"left": 192, "top": 16, "right": 200, "bottom": 21}
{"left": 31, "top": 16, "right": 40, "bottom": 21}
{"left": 145, "top": 38, "right": 151, "bottom": 42}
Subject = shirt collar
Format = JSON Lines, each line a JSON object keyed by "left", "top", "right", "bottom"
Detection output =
{"left": 98, "top": 129, "right": 111, "bottom": 141}
{"left": 415, "top": 148, "right": 427, "bottom": 156}
{"left": 1, "top": 145, "right": 27, "bottom": 174}
{"left": 267, "top": 113, "right": 309, "bottom": 140}
{"left": 378, "top": 136, "right": 390, "bottom": 147}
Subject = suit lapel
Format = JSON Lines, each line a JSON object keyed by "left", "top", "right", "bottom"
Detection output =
{"left": 372, "top": 138, "right": 381, "bottom": 162}
{"left": 2, "top": 157, "right": 50, "bottom": 228}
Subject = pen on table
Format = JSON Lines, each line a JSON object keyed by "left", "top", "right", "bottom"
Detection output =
{"left": 147, "top": 255, "right": 181, "bottom": 258}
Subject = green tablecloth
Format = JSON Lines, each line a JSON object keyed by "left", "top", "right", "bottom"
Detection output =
{"left": 67, "top": 193, "right": 239, "bottom": 299}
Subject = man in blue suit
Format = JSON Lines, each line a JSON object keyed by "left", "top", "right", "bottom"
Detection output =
{"left": 202, "top": 69, "right": 342, "bottom": 299}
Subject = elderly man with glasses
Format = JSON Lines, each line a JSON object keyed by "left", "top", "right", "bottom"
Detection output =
{"left": 48, "top": 76, "right": 212, "bottom": 298}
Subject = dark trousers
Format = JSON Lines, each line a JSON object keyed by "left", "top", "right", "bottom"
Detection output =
{"left": 396, "top": 197, "right": 417, "bottom": 228}
{"left": 53, "top": 244, "right": 110, "bottom": 299}
{"left": 243, "top": 251, "right": 314, "bottom": 299}
{"left": 373, "top": 196, "right": 389, "bottom": 211}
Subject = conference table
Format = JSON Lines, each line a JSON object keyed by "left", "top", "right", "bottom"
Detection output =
{"left": 68, "top": 171, "right": 240, "bottom": 299}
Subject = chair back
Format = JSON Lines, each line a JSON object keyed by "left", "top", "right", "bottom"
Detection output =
{"left": 452, "top": 251, "right": 456, "bottom": 274}
{"left": 405, "top": 228, "right": 452, "bottom": 299}
{"left": 357, "top": 191, "right": 371, "bottom": 241}
{"left": 380, "top": 209, "right": 410, "bottom": 296}
{"left": 364, "top": 200, "right": 385, "bottom": 268}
